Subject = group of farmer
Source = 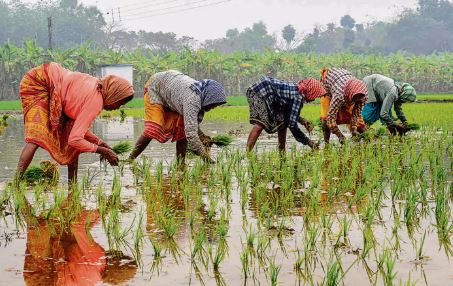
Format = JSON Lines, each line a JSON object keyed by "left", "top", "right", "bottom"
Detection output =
{"left": 15, "top": 62, "right": 416, "bottom": 183}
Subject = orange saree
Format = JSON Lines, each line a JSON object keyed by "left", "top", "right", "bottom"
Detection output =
{"left": 20, "top": 63, "right": 80, "bottom": 165}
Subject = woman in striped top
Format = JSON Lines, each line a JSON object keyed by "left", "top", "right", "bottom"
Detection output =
{"left": 320, "top": 68, "right": 368, "bottom": 144}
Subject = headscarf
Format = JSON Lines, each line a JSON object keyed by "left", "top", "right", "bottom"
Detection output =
{"left": 298, "top": 77, "right": 326, "bottom": 102}
{"left": 396, "top": 82, "right": 416, "bottom": 102}
{"left": 98, "top": 75, "right": 134, "bottom": 107}
{"left": 320, "top": 68, "right": 329, "bottom": 82}
{"left": 344, "top": 79, "right": 368, "bottom": 102}
{"left": 192, "top": 79, "right": 227, "bottom": 108}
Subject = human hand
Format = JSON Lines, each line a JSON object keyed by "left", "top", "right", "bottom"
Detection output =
{"left": 97, "top": 147, "right": 119, "bottom": 166}
{"left": 308, "top": 140, "right": 319, "bottom": 150}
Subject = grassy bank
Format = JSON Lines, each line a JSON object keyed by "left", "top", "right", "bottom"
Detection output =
{"left": 1, "top": 93, "right": 452, "bottom": 111}
{"left": 101, "top": 102, "right": 453, "bottom": 129}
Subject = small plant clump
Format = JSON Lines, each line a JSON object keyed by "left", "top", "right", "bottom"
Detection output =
{"left": 212, "top": 134, "right": 233, "bottom": 147}
{"left": 112, "top": 141, "right": 133, "bottom": 155}
{"left": 22, "top": 160, "right": 59, "bottom": 185}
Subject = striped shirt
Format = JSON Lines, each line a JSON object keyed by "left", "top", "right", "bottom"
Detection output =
{"left": 322, "top": 68, "right": 366, "bottom": 130}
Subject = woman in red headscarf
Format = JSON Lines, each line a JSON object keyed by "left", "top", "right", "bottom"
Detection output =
{"left": 16, "top": 62, "right": 134, "bottom": 183}
{"left": 319, "top": 68, "right": 367, "bottom": 144}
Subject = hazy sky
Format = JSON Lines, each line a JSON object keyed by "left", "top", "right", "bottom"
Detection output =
{"left": 28, "top": 0, "right": 417, "bottom": 40}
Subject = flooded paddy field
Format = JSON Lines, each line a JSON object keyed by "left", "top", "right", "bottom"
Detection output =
{"left": 0, "top": 116, "right": 452, "bottom": 286}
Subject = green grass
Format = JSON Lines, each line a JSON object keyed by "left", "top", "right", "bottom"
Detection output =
{"left": 1, "top": 93, "right": 452, "bottom": 111}
{"left": 416, "top": 93, "right": 453, "bottom": 100}
{"left": 2, "top": 97, "right": 453, "bottom": 130}
{"left": 103, "top": 102, "right": 452, "bottom": 129}
{"left": 0, "top": 100, "right": 21, "bottom": 111}
{"left": 124, "top": 96, "right": 250, "bottom": 108}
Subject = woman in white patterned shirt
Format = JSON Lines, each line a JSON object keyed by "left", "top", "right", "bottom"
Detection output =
{"left": 129, "top": 70, "right": 226, "bottom": 164}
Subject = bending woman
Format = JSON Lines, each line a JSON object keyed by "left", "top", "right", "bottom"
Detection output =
{"left": 246, "top": 77, "right": 326, "bottom": 151}
{"left": 17, "top": 62, "right": 134, "bottom": 183}
{"left": 129, "top": 70, "right": 226, "bottom": 163}
{"left": 362, "top": 74, "right": 416, "bottom": 135}
{"left": 320, "top": 68, "right": 368, "bottom": 144}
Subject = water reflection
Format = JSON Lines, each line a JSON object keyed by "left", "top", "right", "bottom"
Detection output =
{"left": 0, "top": 116, "right": 254, "bottom": 181}
{"left": 20, "top": 193, "right": 136, "bottom": 286}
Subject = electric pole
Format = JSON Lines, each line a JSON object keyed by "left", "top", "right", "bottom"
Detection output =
{"left": 47, "top": 16, "right": 53, "bottom": 50}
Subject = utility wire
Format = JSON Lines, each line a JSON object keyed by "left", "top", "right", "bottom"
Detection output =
{"left": 104, "top": 0, "right": 169, "bottom": 12}
{"left": 120, "top": 0, "right": 225, "bottom": 19}
{"left": 104, "top": 0, "right": 183, "bottom": 14}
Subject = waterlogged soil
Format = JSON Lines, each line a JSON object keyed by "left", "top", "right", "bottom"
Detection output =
{"left": 1, "top": 117, "right": 452, "bottom": 285}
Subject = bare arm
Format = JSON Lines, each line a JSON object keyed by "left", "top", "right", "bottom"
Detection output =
{"left": 129, "top": 135, "right": 152, "bottom": 160}
{"left": 277, "top": 128, "right": 287, "bottom": 152}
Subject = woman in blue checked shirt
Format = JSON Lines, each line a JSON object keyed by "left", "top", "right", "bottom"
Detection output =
{"left": 246, "top": 77, "right": 326, "bottom": 152}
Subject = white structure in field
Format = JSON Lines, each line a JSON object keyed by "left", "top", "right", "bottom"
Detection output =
{"left": 97, "top": 64, "right": 134, "bottom": 84}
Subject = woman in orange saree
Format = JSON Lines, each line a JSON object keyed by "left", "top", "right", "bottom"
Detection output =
{"left": 17, "top": 62, "right": 134, "bottom": 183}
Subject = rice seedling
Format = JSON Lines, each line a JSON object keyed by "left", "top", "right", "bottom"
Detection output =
{"left": 378, "top": 249, "right": 397, "bottom": 286}
{"left": 335, "top": 216, "right": 351, "bottom": 248}
{"left": 119, "top": 108, "right": 127, "bottom": 122}
{"left": 151, "top": 239, "right": 163, "bottom": 258}
{"left": 133, "top": 210, "right": 145, "bottom": 266}
{"left": 324, "top": 258, "right": 341, "bottom": 286}
{"left": 246, "top": 224, "right": 256, "bottom": 251}
{"left": 22, "top": 160, "right": 59, "bottom": 185}
{"left": 267, "top": 257, "right": 281, "bottom": 286}
{"left": 112, "top": 141, "right": 133, "bottom": 155}
{"left": 212, "top": 134, "right": 233, "bottom": 147}
{"left": 211, "top": 244, "right": 226, "bottom": 272}
{"left": 240, "top": 246, "right": 250, "bottom": 279}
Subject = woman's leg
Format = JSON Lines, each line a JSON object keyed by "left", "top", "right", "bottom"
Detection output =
{"left": 176, "top": 138, "right": 188, "bottom": 170}
{"left": 246, "top": 124, "right": 263, "bottom": 152}
{"left": 176, "top": 138, "right": 187, "bottom": 160}
{"left": 67, "top": 156, "right": 79, "bottom": 186}
{"left": 277, "top": 127, "right": 287, "bottom": 152}
{"left": 16, "top": 142, "right": 39, "bottom": 177}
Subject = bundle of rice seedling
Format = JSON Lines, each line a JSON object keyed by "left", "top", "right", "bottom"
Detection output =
{"left": 407, "top": 123, "right": 420, "bottom": 130}
{"left": 23, "top": 166, "right": 45, "bottom": 183}
{"left": 315, "top": 119, "right": 323, "bottom": 129}
{"left": 212, "top": 134, "right": 233, "bottom": 147}
{"left": 357, "top": 131, "right": 372, "bottom": 141}
{"left": 40, "top": 160, "right": 60, "bottom": 182}
{"left": 112, "top": 141, "right": 132, "bottom": 155}
{"left": 375, "top": 126, "right": 387, "bottom": 136}
{"left": 1, "top": 114, "right": 9, "bottom": 126}
{"left": 23, "top": 160, "right": 59, "bottom": 184}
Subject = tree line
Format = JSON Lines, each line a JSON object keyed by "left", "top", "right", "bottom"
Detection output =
{"left": 0, "top": 0, "right": 452, "bottom": 54}
{"left": 0, "top": 41, "right": 451, "bottom": 100}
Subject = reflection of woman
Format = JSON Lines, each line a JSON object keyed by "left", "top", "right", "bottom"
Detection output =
{"left": 246, "top": 77, "right": 325, "bottom": 151}
{"left": 16, "top": 62, "right": 134, "bottom": 183}
{"left": 320, "top": 68, "right": 368, "bottom": 143}
{"left": 22, "top": 197, "right": 136, "bottom": 285}
{"left": 129, "top": 70, "right": 226, "bottom": 164}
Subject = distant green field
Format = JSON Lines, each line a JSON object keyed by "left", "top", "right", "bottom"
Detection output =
{"left": 1, "top": 93, "right": 452, "bottom": 111}
{"left": 0, "top": 100, "right": 22, "bottom": 111}
{"left": 103, "top": 103, "right": 453, "bottom": 129}
{"left": 124, "top": 96, "right": 250, "bottom": 108}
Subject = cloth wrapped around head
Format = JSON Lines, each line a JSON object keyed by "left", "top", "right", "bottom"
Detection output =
{"left": 98, "top": 75, "right": 134, "bottom": 107}
{"left": 395, "top": 82, "right": 416, "bottom": 102}
{"left": 298, "top": 77, "right": 326, "bottom": 102}
{"left": 320, "top": 68, "right": 329, "bottom": 82}
{"left": 193, "top": 79, "right": 227, "bottom": 108}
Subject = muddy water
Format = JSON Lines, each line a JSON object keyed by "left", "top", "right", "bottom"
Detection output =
{"left": 0, "top": 116, "right": 290, "bottom": 181}
{"left": 1, "top": 117, "right": 452, "bottom": 286}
